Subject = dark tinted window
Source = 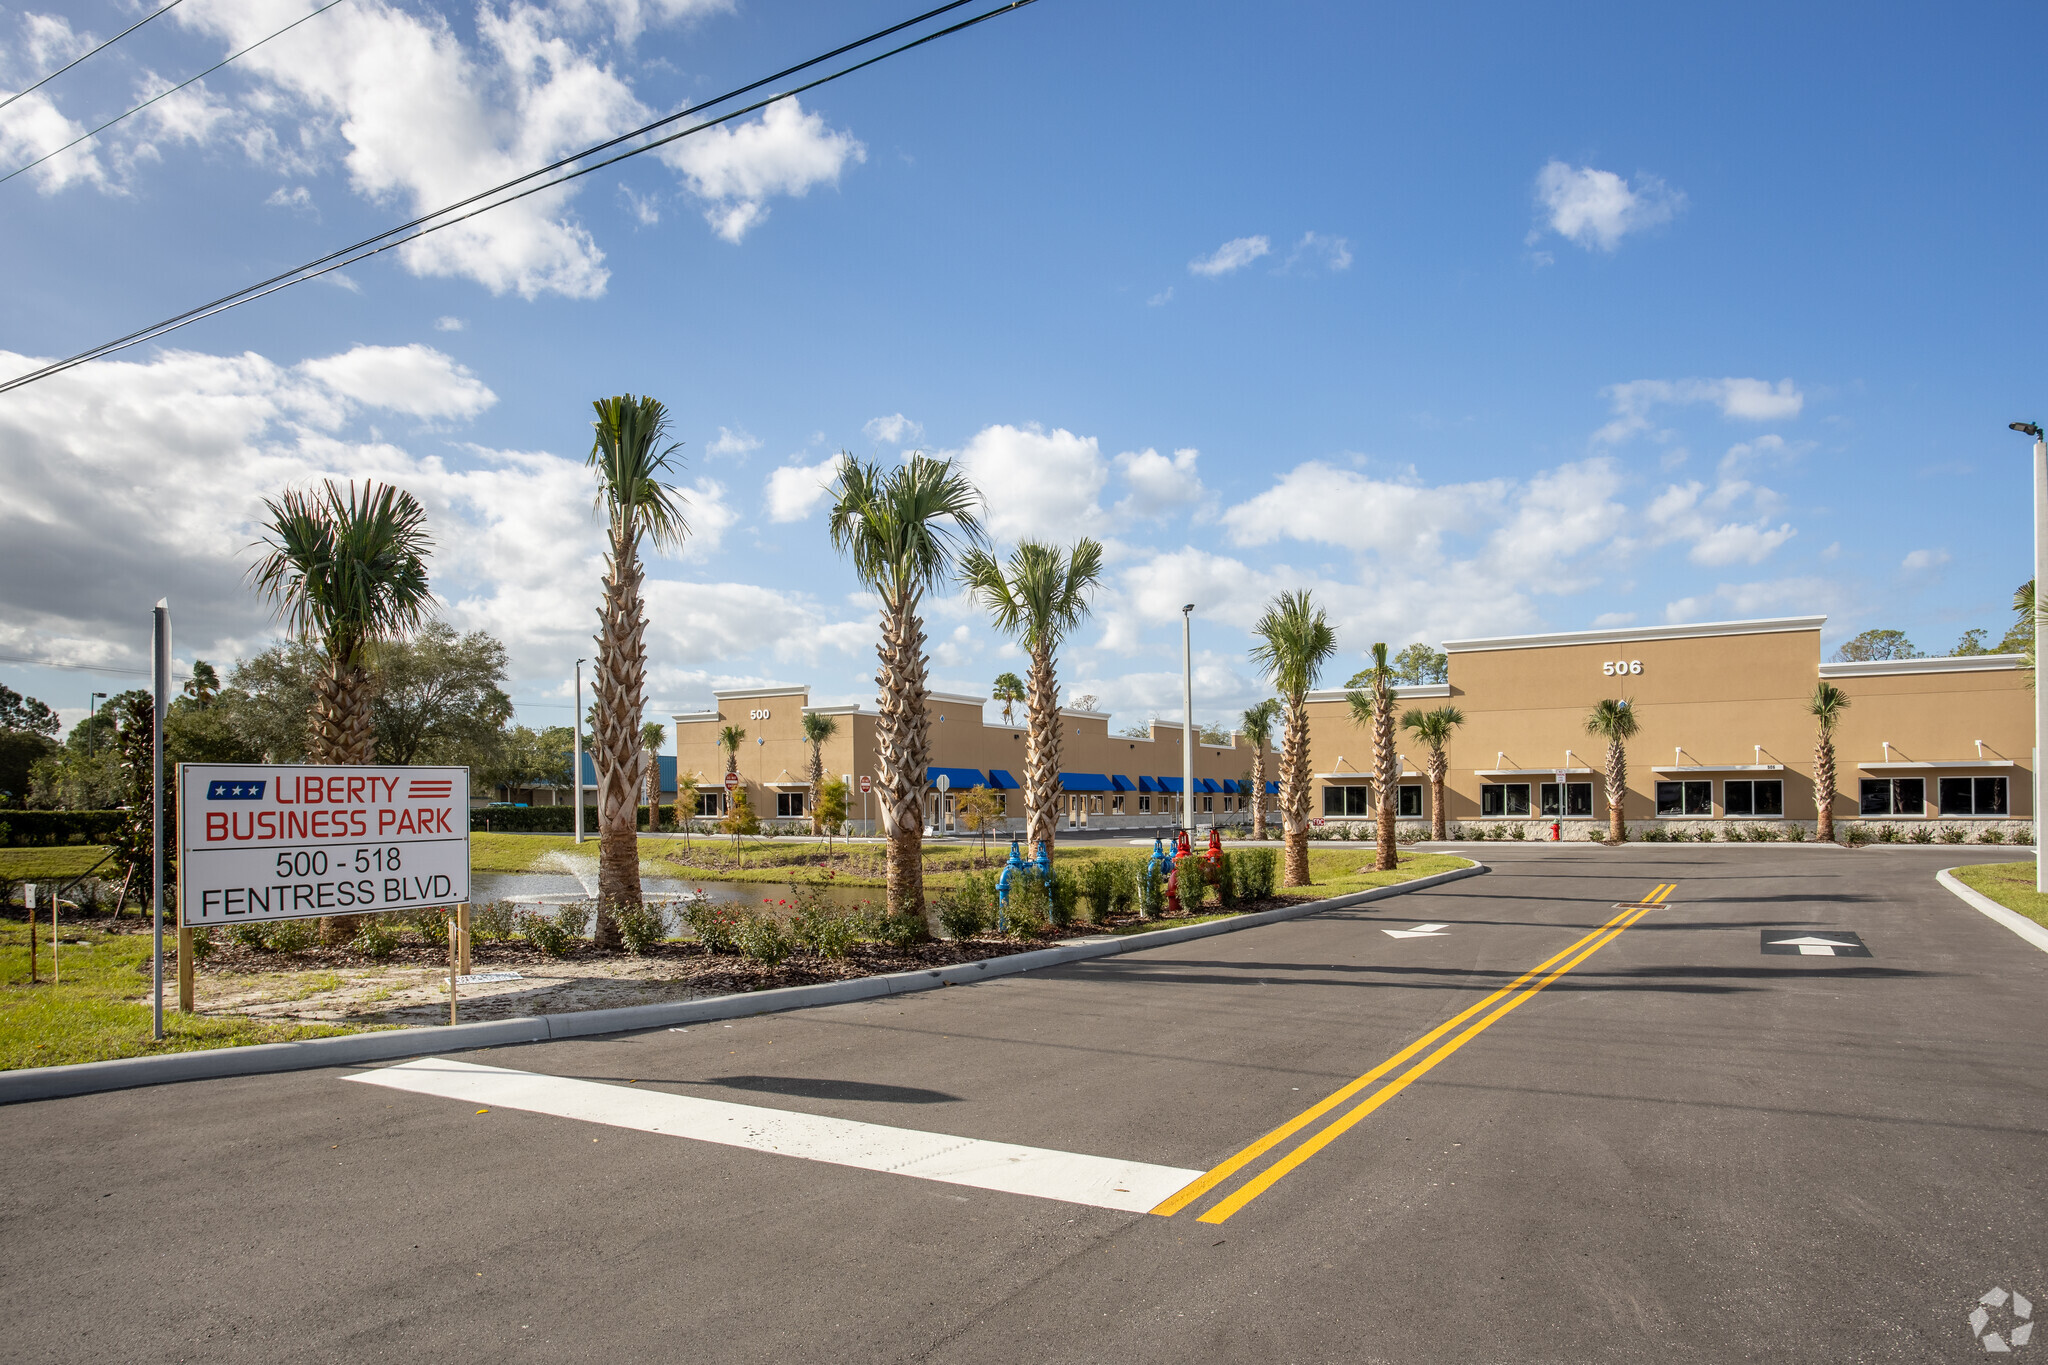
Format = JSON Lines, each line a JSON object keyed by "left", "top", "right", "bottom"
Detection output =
{"left": 1861, "top": 780, "right": 1892, "bottom": 815}
{"left": 1753, "top": 780, "right": 1783, "bottom": 816}
{"left": 1892, "top": 778, "right": 1924, "bottom": 815}
{"left": 1725, "top": 781, "right": 1754, "bottom": 816}
{"left": 1398, "top": 785, "right": 1424, "bottom": 817}
{"left": 1976, "top": 777, "right": 2009, "bottom": 815}
{"left": 1938, "top": 777, "right": 1972, "bottom": 815}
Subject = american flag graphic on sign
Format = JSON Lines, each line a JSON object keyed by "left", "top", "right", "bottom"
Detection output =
{"left": 407, "top": 779, "right": 455, "bottom": 799}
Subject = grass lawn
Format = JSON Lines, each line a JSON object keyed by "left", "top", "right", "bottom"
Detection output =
{"left": 0, "top": 918, "right": 371, "bottom": 1070}
{"left": 1950, "top": 860, "right": 2048, "bottom": 931}
{"left": 0, "top": 845, "right": 120, "bottom": 881}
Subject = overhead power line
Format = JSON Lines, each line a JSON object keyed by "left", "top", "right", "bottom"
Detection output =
{"left": 0, "top": 0, "right": 185, "bottom": 114}
{"left": 0, "top": 0, "right": 1038, "bottom": 398}
{"left": 0, "top": 0, "right": 353, "bottom": 187}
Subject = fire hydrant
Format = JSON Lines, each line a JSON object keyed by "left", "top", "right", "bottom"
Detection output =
{"left": 1550, "top": 821, "right": 1562, "bottom": 841}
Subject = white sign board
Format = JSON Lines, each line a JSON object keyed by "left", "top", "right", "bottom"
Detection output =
{"left": 178, "top": 764, "right": 470, "bottom": 925}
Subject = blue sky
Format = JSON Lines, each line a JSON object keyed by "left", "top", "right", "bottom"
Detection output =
{"left": 2, "top": 0, "right": 2041, "bottom": 740}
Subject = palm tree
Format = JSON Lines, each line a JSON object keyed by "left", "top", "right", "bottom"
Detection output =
{"left": 992, "top": 672, "right": 1026, "bottom": 725}
{"left": 641, "top": 721, "right": 667, "bottom": 831}
{"left": 802, "top": 710, "right": 840, "bottom": 836}
{"left": 1402, "top": 705, "right": 1465, "bottom": 842}
{"left": 1344, "top": 643, "right": 1399, "bottom": 871}
{"left": 1808, "top": 681, "right": 1851, "bottom": 842}
{"left": 1584, "top": 698, "right": 1639, "bottom": 843}
{"left": 1239, "top": 699, "right": 1280, "bottom": 839}
{"left": 1249, "top": 590, "right": 1338, "bottom": 887}
{"left": 960, "top": 539, "right": 1104, "bottom": 860}
{"left": 828, "top": 454, "right": 986, "bottom": 920}
{"left": 251, "top": 480, "right": 432, "bottom": 943}
{"left": 717, "top": 724, "right": 745, "bottom": 785}
{"left": 586, "top": 394, "right": 689, "bottom": 948}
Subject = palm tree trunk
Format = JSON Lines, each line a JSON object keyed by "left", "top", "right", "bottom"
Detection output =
{"left": 1024, "top": 642, "right": 1061, "bottom": 858}
{"left": 809, "top": 745, "right": 825, "bottom": 837}
{"left": 1428, "top": 750, "right": 1448, "bottom": 842}
{"left": 1250, "top": 748, "right": 1268, "bottom": 840}
{"left": 1606, "top": 738, "right": 1628, "bottom": 843}
{"left": 1814, "top": 737, "right": 1836, "bottom": 842}
{"left": 1372, "top": 682, "right": 1397, "bottom": 872}
{"left": 591, "top": 528, "right": 650, "bottom": 948}
{"left": 1280, "top": 695, "right": 1312, "bottom": 886}
{"left": 875, "top": 592, "right": 930, "bottom": 925}
{"left": 313, "top": 656, "right": 376, "bottom": 944}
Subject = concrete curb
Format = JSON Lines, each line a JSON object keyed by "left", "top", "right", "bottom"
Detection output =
{"left": 1936, "top": 867, "right": 2048, "bottom": 956}
{"left": 0, "top": 862, "right": 1488, "bottom": 1105}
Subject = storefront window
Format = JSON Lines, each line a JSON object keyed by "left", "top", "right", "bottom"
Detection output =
{"left": 1939, "top": 776, "right": 2009, "bottom": 815}
{"left": 1323, "top": 786, "right": 1374, "bottom": 816}
{"left": 776, "top": 791, "right": 805, "bottom": 818}
{"left": 1862, "top": 778, "right": 1925, "bottom": 816}
{"left": 1138, "top": 794, "right": 1151, "bottom": 813}
{"left": 1480, "top": 783, "right": 1530, "bottom": 816}
{"left": 1398, "top": 785, "right": 1424, "bottom": 817}
{"left": 697, "top": 792, "right": 725, "bottom": 817}
{"left": 1723, "top": 779, "right": 1784, "bottom": 817}
{"left": 1540, "top": 782, "right": 1594, "bottom": 817}
{"left": 1656, "top": 781, "right": 1711, "bottom": 817}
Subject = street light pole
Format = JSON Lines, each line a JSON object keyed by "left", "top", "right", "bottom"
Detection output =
{"left": 88, "top": 691, "right": 105, "bottom": 755}
{"left": 573, "top": 658, "right": 587, "bottom": 845}
{"left": 2018, "top": 423, "right": 2048, "bottom": 889}
{"left": 1181, "top": 604, "right": 1196, "bottom": 837}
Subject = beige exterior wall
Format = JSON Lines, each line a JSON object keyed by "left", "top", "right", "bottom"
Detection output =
{"left": 675, "top": 688, "right": 1276, "bottom": 834}
{"left": 1294, "top": 617, "right": 2030, "bottom": 832}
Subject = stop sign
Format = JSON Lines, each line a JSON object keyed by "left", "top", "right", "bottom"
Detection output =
{"left": 724, "top": 772, "right": 739, "bottom": 791}
{"left": 858, "top": 776, "right": 872, "bottom": 794}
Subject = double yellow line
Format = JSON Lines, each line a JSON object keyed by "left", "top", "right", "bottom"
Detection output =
{"left": 1152, "top": 883, "right": 1678, "bottom": 1224}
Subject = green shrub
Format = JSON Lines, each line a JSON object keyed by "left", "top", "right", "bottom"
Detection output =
{"left": 1785, "top": 823, "right": 1807, "bottom": 842}
{"left": 1047, "top": 868, "right": 1079, "bottom": 928}
{"left": 680, "top": 897, "right": 743, "bottom": 953}
{"left": 230, "top": 922, "right": 268, "bottom": 950}
{"left": 1842, "top": 824, "right": 1871, "bottom": 847}
{"left": 1875, "top": 824, "right": 1901, "bottom": 844}
{"left": 1909, "top": 825, "right": 1935, "bottom": 844}
{"left": 471, "top": 900, "right": 518, "bottom": 942}
{"left": 792, "top": 902, "right": 857, "bottom": 958}
{"left": 186, "top": 925, "right": 215, "bottom": 961}
{"left": 855, "top": 905, "right": 929, "bottom": 948}
{"left": 1137, "top": 858, "right": 1166, "bottom": 918}
{"left": 1721, "top": 825, "right": 1746, "bottom": 843}
{"left": 1213, "top": 850, "right": 1236, "bottom": 907}
{"left": 1001, "top": 873, "right": 1050, "bottom": 938}
{"left": 2013, "top": 827, "right": 2033, "bottom": 846}
{"left": 1510, "top": 824, "right": 1527, "bottom": 840}
{"left": 1239, "top": 847, "right": 1277, "bottom": 900}
{"left": 351, "top": 917, "right": 399, "bottom": 960}
{"left": 1978, "top": 827, "right": 2006, "bottom": 845}
{"left": 1748, "top": 824, "right": 1781, "bottom": 842}
{"left": 407, "top": 906, "right": 450, "bottom": 948}
{"left": 521, "top": 909, "right": 576, "bottom": 958}
{"left": 1108, "top": 859, "right": 1138, "bottom": 917}
{"left": 1174, "top": 853, "right": 1208, "bottom": 914}
{"left": 614, "top": 901, "right": 668, "bottom": 954}
{"left": 555, "top": 902, "right": 592, "bottom": 939}
{"left": 935, "top": 895, "right": 987, "bottom": 941}
{"left": 268, "top": 917, "right": 317, "bottom": 955}
{"left": 735, "top": 912, "right": 794, "bottom": 966}
{"left": 1937, "top": 824, "right": 1968, "bottom": 845}
{"left": 1078, "top": 858, "right": 1117, "bottom": 923}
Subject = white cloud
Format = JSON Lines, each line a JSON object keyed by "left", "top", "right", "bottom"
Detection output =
{"left": 708, "top": 425, "right": 762, "bottom": 456}
{"left": 863, "top": 413, "right": 923, "bottom": 445}
{"left": 1147, "top": 287, "right": 1174, "bottom": 307}
{"left": 1592, "top": 612, "right": 1636, "bottom": 628}
{"left": 1223, "top": 462, "right": 1510, "bottom": 559}
{"left": 0, "top": 340, "right": 852, "bottom": 700}
{"left": 661, "top": 97, "right": 864, "bottom": 243}
{"left": 1643, "top": 478, "right": 1796, "bottom": 566}
{"left": 619, "top": 182, "right": 661, "bottom": 226}
{"left": 1595, "top": 378, "right": 1804, "bottom": 444}
{"left": 1663, "top": 577, "right": 1834, "bottom": 624}
{"left": 0, "top": 90, "right": 107, "bottom": 193}
{"left": 1901, "top": 548, "right": 1951, "bottom": 571}
{"left": 951, "top": 423, "right": 1106, "bottom": 541}
{"left": 434, "top": 316, "right": 466, "bottom": 332}
{"left": 763, "top": 454, "right": 845, "bottom": 523}
{"left": 1188, "top": 235, "right": 1270, "bottom": 277}
{"left": 1532, "top": 160, "right": 1685, "bottom": 252}
{"left": 266, "top": 185, "right": 314, "bottom": 210}
{"left": 1282, "top": 231, "right": 1352, "bottom": 273}
{"left": 1114, "top": 447, "right": 1204, "bottom": 519}
{"left": 298, "top": 344, "right": 497, "bottom": 420}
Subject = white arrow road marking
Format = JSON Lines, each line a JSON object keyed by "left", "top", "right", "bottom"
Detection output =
{"left": 349, "top": 1058, "right": 1200, "bottom": 1213}
{"left": 1383, "top": 923, "right": 1449, "bottom": 939}
{"left": 1766, "top": 935, "right": 1861, "bottom": 956}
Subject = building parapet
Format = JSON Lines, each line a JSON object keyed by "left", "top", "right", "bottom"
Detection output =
{"left": 1818, "top": 655, "right": 2024, "bottom": 678}
{"left": 1441, "top": 615, "right": 1826, "bottom": 653}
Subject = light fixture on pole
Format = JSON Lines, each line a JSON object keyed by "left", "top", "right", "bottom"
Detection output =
{"left": 150, "top": 600, "right": 169, "bottom": 1041}
{"left": 573, "top": 658, "right": 587, "bottom": 846}
{"left": 1181, "top": 604, "right": 1196, "bottom": 835}
{"left": 2011, "top": 421, "right": 2045, "bottom": 888}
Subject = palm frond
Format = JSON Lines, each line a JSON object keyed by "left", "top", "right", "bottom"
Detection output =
{"left": 1584, "top": 697, "right": 1639, "bottom": 741}
{"left": 802, "top": 711, "right": 840, "bottom": 745}
{"left": 589, "top": 394, "right": 689, "bottom": 552}
{"left": 249, "top": 480, "right": 434, "bottom": 666}
{"left": 1248, "top": 590, "right": 1338, "bottom": 697}
{"left": 829, "top": 454, "right": 986, "bottom": 604}
{"left": 1239, "top": 698, "right": 1281, "bottom": 748}
{"left": 1807, "top": 681, "right": 1851, "bottom": 734}
{"left": 962, "top": 538, "right": 1104, "bottom": 651}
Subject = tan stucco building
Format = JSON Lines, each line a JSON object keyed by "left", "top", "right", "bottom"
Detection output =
{"left": 674, "top": 615, "right": 2030, "bottom": 840}
{"left": 1300, "top": 615, "right": 2028, "bottom": 836}
{"left": 674, "top": 687, "right": 1276, "bottom": 835}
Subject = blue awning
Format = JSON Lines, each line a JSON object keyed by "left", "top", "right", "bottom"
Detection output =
{"left": 1059, "top": 772, "right": 1112, "bottom": 793}
{"left": 1196, "top": 778, "right": 1219, "bottom": 793}
{"left": 1158, "top": 776, "right": 1185, "bottom": 793}
{"left": 1110, "top": 775, "right": 1136, "bottom": 792}
{"left": 1137, "top": 776, "right": 1161, "bottom": 793}
{"left": 1220, "top": 779, "right": 1240, "bottom": 793}
{"left": 927, "top": 766, "right": 988, "bottom": 790}
{"left": 987, "top": 768, "right": 1020, "bottom": 791}
{"left": 1265, "top": 780, "right": 1279, "bottom": 794}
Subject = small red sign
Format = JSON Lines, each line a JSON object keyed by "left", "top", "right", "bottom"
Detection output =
{"left": 724, "top": 772, "right": 740, "bottom": 791}
{"left": 858, "top": 776, "right": 872, "bottom": 794}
